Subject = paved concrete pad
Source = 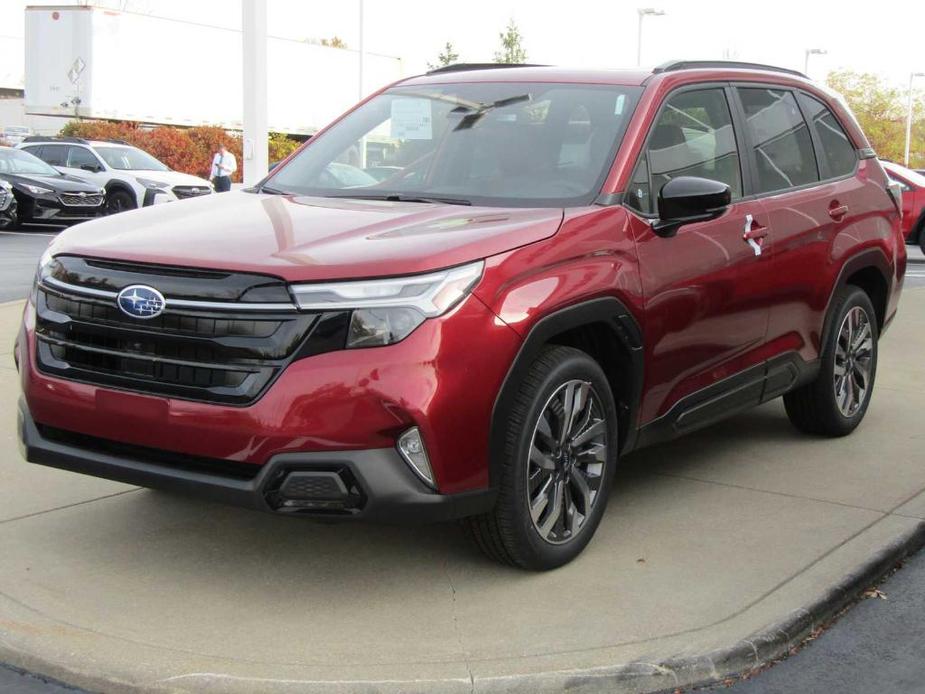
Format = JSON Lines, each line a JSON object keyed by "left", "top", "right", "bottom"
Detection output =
{"left": 1, "top": 291, "right": 924, "bottom": 693}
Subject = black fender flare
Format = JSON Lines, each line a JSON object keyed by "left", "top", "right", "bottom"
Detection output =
{"left": 820, "top": 247, "right": 892, "bottom": 350}
{"left": 103, "top": 180, "right": 138, "bottom": 207}
{"left": 487, "top": 297, "right": 644, "bottom": 488}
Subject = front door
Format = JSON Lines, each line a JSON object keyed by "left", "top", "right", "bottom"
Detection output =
{"left": 625, "top": 85, "right": 773, "bottom": 425}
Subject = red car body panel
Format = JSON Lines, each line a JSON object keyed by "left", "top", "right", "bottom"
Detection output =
{"left": 17, "top": 65, "right": 905, "bottom": 508}
{"left": 882, "top": 161, "right": 925, "bottom": 242}
{"left": 48, "top": 192, "right": 564, "bottom": 281}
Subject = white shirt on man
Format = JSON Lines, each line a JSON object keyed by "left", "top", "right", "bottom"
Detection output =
{"left": 211, "top": 151, "right": 237, "bottom": 179}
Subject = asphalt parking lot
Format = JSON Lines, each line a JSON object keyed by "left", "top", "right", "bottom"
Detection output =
{"left": 0, "top": 229, "right": 58, "bottom": 303}
{"left": 0, "top": 226, "right": 924, "bottom": 692}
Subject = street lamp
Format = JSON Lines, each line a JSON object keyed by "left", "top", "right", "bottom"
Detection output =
{"left": 637, "top": 8, "right": 666, "bottom": 67}
{"left": 804, "top": 48, "right": 827, "bottom": 76}
{"left": 905, "top": 72, "right": 925, "bottom": 167}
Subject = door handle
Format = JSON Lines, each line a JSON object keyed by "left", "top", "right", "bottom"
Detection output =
{"left": 828, "top": 203, "right": 849, "bottom": 220}
{"left": 743, "top": 214, "right": 767, "bottom": 256}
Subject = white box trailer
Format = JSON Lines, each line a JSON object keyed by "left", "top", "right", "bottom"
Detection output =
{"left": 24, "top": 5, "right": 404, "bottom": 135}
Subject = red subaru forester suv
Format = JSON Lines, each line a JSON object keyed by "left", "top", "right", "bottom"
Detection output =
{"left": 16, "top": 62, "right": 905, "bottom": 569}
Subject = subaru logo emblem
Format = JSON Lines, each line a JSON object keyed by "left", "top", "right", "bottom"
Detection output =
{"left": 116, "top": 285, "right": 166, "bottom": 319}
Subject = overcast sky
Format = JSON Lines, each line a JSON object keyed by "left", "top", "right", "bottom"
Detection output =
{"left": 3, "top": 0, "right": 924, "bottom": 88}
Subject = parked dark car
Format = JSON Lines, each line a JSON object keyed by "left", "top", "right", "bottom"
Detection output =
{"left": 16, "top": 62, "right": 905, "bottom": 570}
{"left": 0, "top": 146, "right": 105, "bottom": 227}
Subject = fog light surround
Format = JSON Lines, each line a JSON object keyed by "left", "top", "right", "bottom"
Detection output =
{"left": 397, "top": 427, "right": 435, "bottom": 489}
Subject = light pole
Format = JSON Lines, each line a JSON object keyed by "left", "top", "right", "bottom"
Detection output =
{"left": 636, "top": 8, "right": 666, "bottom": 67}
{"left": 804, "top": 48, "right": 826, "bottom": 76}
{"left": 905, "top": 72, "right": 925, "bottom": 167}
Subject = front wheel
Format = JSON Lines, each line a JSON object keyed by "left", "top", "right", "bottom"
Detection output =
{"left": 784, "top": 286, "right": 878, "bottom": 436}
{"left": 106, "top": 190, "right": 136, "bottom": 215}
{"left": 464, "top": 346, "right": 618, "bottom": 570}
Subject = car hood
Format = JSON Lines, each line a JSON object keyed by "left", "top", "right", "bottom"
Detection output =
{"left": 3, "top": 173, "right": 101, "bottom": 193}
{"left": 48, "top": 190, "right": 565, "bottom": 281}
{"left": 132, "top": 170, "right": 213, "bottom": 187}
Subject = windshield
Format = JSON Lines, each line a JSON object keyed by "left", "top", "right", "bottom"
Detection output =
{"left": 0, "top": 148, "right": 60, "bottom": 176}
{"left": 95, "top": 146, "right": 169, "bottom": 171}
{"left": 265, "top": 82, "right": 642, "bottom": 207}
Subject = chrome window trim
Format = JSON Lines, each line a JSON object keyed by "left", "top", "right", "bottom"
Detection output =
{"left": 40, "top": 276, "right": 298, "bottom": 313}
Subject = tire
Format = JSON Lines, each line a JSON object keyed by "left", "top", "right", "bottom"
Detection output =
{"left": 464, "top": 345, "right": 619, "bottom": 570}
{"left": 919, "top": 226, "right": 925, "bottom": 255}
{"left": 784, "top": 286, "right": 878, "bottom": 436}
{"left": 106, "top": 189, "right": 136, "bottom": 215}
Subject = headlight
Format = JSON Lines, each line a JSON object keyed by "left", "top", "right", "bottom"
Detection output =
{"left": 21, "top": 183, "right": 52, "bottom": 195}
{"left": 291, "top": 261, "right": 484, "bottom": 348}
{"left": 136, "top": 177, "right": 171, "bottom": 190}
{"left": 31, "top": 248, "right": 54, "bottom": 304}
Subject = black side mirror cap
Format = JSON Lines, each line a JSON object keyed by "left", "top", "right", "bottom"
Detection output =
{"left": 652, "top": 176, "right": 732, "bottom": 238}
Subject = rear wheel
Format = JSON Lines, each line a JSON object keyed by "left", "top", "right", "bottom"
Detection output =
{"left": 106, "top": 190, "right": 136, "bottom": 215}
{"left": 784, "top": 286, "right": 878, "bottom": 436}
{"left": 464, "top": 345, "right": 618, "bottom": 570}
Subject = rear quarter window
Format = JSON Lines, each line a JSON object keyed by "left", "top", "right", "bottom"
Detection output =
{"left": 797, "top": 93, "right": 858, "bottom": 179}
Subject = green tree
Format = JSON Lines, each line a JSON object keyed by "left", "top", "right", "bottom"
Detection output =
{"left": 428, "top": 41, "right": 459, "bottom": 70}
{"left": 826, "top": 69, "right": 925, "bottom": 166}
{"left": 494, "top": 19, "right": 527, "bottom": 64}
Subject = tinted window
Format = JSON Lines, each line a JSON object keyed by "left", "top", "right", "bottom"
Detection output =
{"left": 738, "top": 88, "right": 818, "bottom": 193}
{"left": 265, "top": 82, "right": 642, "bottom": 208}
{"left": 66, "top": 146, "right": 101, "bottom": 170}
{"left": 627, "top": 88, "right": 741, "bottom": 215}
{"left": 797, "top": 93, "right": 857, "bottom": 179}
{"left": 41, "top": 144, "right": 67, "bottom": 167}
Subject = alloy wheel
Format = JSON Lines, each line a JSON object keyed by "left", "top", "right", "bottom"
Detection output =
{"left": 833, "top": 306, "right": 874, "bottom": 417}
{"left": 527, "top": 379, "right": 608, "bottom": 545}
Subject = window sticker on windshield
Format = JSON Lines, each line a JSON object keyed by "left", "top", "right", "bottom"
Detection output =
{"left": 614, "top": 94, "right": 626, "bottom": 115}
{"left": 391, "top": 98, "right": 433, "bottom": 140}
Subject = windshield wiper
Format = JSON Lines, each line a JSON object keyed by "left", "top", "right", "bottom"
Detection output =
{"left": 258, "top": 184, "right": 291, "bottom": 195}
{"left": 327, "top": 193, "right": 471, "bottom": 206}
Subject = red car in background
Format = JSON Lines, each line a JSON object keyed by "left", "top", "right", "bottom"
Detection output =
{"left": 882, "top": 160, "right": 925, "bottom": 250}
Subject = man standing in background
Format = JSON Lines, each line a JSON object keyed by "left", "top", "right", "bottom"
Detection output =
{"left": 210, "top": 144, "right": 237, "bottom": 192}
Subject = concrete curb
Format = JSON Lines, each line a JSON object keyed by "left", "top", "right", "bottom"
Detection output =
{"left": 2, "top": 521, "right": 923, "bottom": 694}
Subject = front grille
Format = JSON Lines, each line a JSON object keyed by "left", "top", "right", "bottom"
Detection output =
{"left": 34, "top": 256, "right": 350, "bottom": 405}
{"left": 173, "top": 185, "right": 212, "bottom": 200}
{"left": 59, "top": 193, "right": 104, "bottom": 207}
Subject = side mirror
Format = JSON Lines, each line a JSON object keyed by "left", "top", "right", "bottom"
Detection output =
{"left": 80, "top": 164, "right": 101, "bottom": 172}
{"left": 652, "top": 176, "right": 732, "bottom": 238}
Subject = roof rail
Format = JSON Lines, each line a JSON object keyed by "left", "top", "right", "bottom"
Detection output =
{"left": 653, "top": 60, "right": 807, "bottom": 79}
{"left": 426, "top": 62, "right": 546, "bottom": 75}
{"left": 21, "top": 135, "right": 90, "bottom": 144}
{"left": 104, "top": 139, "right": 130, "bottom": 145}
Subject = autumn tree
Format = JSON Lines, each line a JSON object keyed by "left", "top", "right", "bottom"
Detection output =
{"left": 827, "top": 69, "right": 925, "bottom": 166}
{"left": 494, "top": 20, "right": 527, "bottom": 64}
{"left": 321, "top": 36, "right": 347, "bottom": 49}
{"left": 428, "top": 42, "right": 459, "bottom": 70}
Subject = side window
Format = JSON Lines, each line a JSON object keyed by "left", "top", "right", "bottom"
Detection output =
{"left": 66, "top": 146, "right": 101, "bottom": 170}
{"left": 41, "top": 145, "right": 67, "bottom": 166}
{"left": 737, "top": 88, "right": 819, "bottom": 193}
{"left": 21, "top": 145, "right": 45, "bottom": 161}
{"left": 797, "top": 93, "right": 857, "bottom": 179}
{"left": 627, "top": 88, "right": 742, "bottom": 215}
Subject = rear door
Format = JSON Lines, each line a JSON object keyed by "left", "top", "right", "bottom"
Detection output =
{"left": 733, "top": 85, "right": 862, "bottom": 367}
{"left": 627, "top": 85, "right": 774, "bottom": 427}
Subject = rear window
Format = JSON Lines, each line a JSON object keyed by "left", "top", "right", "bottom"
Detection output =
{"left": 737, "top": 88, "right": 819, "bottom": 194}
{"left": 797, "top": 93, "right": 857, "bottom": 179}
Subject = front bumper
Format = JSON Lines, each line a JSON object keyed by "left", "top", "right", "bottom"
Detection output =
{"left": 18, "top": 400, "right": 495, "bottom": 523}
